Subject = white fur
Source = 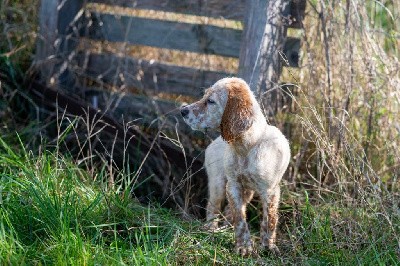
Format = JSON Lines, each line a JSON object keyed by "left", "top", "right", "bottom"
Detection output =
{"left": 181, "top": 77, "right": 290, "bottom": 256}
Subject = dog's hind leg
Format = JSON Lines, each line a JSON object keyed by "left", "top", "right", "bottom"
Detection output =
{"left": 260, "top": 186, "right": 281, "bottom": 255}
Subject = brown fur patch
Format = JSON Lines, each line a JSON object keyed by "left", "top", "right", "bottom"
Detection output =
{"left": 267, "top": 195, "right": 278, "bottom": 233}
{"left": 220, "top": 81, "right": 254, "bottom": 143}
{"left": 260, "top": 194, "right": 279, "bottom": 246}
{"left": 191, "top": 98, "right": 207, "bottom": 118}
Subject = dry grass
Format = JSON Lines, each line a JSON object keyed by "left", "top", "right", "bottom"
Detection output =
{"left": 0, "top": 0, "right": 39, "bottom": 68}
{"left": 285, "top": 0, "right": 400, "bottom": 195}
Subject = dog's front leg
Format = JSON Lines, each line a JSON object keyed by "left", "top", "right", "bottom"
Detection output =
{"left": 205, "top": 185, "right": 225, "bottom": 230}
{"left": 226, "top": 179, "right": 253, "bottom": 256}
{"left": 222, "top": 189, "right": 254, "bottom": 227}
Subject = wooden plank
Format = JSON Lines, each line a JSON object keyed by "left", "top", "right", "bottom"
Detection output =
{"left": 84, "top": 12, "right": 242, "bottom": 58}
{"left": 77, "top": 52, "right": 232, "bottom": 98}
{"left": 87, "top": 0, "right": 305, "bottom": 28}
{"left": 35, "top": 0, "right": 63, "bottom": 80}
{"left": 35, "top": 0, "right": 84, "bottom": 85}
{"left": 88, "top": 0, "right": 246, "bottom": 21}
{"left": 57, "top": 0, "right": 84, "bottom": 35}
{"left": 238, "top": 0, "right": 290, "bottom": 116}
{"left": 57, "top": 0, "right": 85, "bottom": 87}
{"left": 103, "top": 92, "right": 179, "bottom": 121}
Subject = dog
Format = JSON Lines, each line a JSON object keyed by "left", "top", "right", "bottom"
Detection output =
{"left": 180, "top": 77, "right": 290, "bottom": 256}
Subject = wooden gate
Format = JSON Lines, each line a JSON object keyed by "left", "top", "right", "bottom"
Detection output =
{"left": 35, "top": 0, "right": 303, "bottom": 131}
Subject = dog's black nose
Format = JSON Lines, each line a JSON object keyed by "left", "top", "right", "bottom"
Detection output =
{"left": 180, "top": 106, "right": 189, "bottom": 117}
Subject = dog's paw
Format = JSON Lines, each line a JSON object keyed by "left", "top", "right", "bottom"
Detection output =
{"left": 260, "top": 243, "right": 280, "bottom": 256}
{"left": 221, "top": 217, "right": 233, "bottom": 228}
{"left": 202, "top": 220, "right": 219, "bottom": 231}
{"left": 235, "top": 243, "right": 254, "bottom": 257}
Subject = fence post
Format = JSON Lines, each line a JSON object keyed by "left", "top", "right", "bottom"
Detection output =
{"left": 35, "top": 0, "right": 84, "bottom": 87}
{"left": 238, "top": 0, "right": 290, "bottom": 116}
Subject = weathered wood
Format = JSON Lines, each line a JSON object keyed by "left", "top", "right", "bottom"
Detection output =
{"left": 35, "top": 0, "right": 84, "bottom": 85}
{"left": 88, "top": 0, "right": 246, "bottom": 21}
{"left": 97, "top": 91, "right": 180, "bottom": 121}
{"left": 57, "top": 0, "right": 85, "bottom": 35}
{"left": 77, "top": 52, "right": 231, "bottom": 98}
{"left": 35, "top": 0, "right": 62, "bottom": 80}
{"left": 238, "top": 0, "right": 290, "bottom": 115}
{"left": 84, "top": 12, "right": 242, "bottom": 58}
{"left": 88, "top": 0, "right": 305, "bottom": 28}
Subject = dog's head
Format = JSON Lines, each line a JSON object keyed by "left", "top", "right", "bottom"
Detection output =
{"left": 180, "top": 77, "right": 255, "bottom": 143}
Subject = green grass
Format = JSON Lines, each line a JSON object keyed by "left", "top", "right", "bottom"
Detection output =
{"left": 0, "top": 135, "right": 398, "bottom": 265}
{"left": 288, "top": 194, "right": 400, "bottom": 265}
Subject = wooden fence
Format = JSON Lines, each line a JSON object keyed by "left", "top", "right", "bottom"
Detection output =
{"left": 35, "top": 0, "right": 304, "bottom": 126}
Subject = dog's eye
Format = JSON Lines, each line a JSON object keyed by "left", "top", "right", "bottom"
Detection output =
{"left": 207, "top": 98, "right": 215, "bottom": 104}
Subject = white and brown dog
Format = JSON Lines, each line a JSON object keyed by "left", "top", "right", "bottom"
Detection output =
{"left": 180, "top": 77, "right": 290, "bottom": 256}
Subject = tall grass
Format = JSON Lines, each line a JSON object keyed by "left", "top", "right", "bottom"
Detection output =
{"left": 281, "top": 0, "right": 400, "bottom": 200}
{"left": 0, "top": 135, "right": 398, "bottom": 264}
{"left": 0, "top": 135, "right": 178, "bottom": 264}
{"left": 279, "top": 1, "right": 400, "bottom": 263}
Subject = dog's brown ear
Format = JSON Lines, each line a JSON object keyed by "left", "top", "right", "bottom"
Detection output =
{"left": 220, "top": 81, "right": 254, "bottom": 143}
